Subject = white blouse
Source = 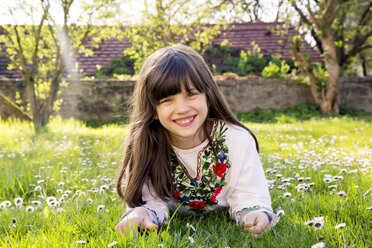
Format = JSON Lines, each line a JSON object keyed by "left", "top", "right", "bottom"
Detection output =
{"left": 121, "top": 121, "right": 279, "bottom": 227}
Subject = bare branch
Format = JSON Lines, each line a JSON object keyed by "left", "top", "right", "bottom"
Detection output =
{"left": 30, "top": 0, "right": 50, "bottom": 79}
{"left": 291, "top": 1, "right": 324, "bottom": 54}
{"left": 305, "top": 1, "right": 320, "bottom": 30}
{"left": 354, "top": 45, "right": 372, "bottom": 55}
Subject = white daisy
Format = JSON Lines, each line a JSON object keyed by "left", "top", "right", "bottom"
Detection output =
{"left": 283, "top": 192, "right": 292, "bottom": 198}
{"left": 335, "top": 223, "right": 346, "bottom": 229}
{"left": 107, "top": 241, "right": 118, "bottom": 247}
{"left": 0, "top": 200, "right": 12, "bottom": 209}
{"left": 97, "top": 205, "right": 105, "bottom": 212}
{"left": 313, "top": 217, "right": 325, "bottom": 230}
{"left": 14, "top": 197, "right": 23, "bottom": 207}
{"left": 188, "top": 236, "right": 195, "bottom": 244}
{"left": 337, "top": 191, "right": 347, "bottom": 197}
{"left": 25, "top": 206, "right": 35, "bottom": 212}
{"left": 276, "top": 209, "right": 285, "bottom": 217}
{"left": 311, "top": 241, "right": 325, "bottom": 248}
{"left": 46, "top": 196, "right": 57, "bottom": 203}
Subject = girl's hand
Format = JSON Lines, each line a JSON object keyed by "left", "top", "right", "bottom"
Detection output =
{"left": 115, "top": 207, "right": 158, "bottom": 235}
{"left": 244, "top": 211, "right": 271, "bottom": 239}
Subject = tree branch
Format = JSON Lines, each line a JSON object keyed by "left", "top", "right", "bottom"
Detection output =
{"left": 0, "top": 92, "right": 32, "bottom": 121}
{"left": 30, "top": 0, "right": 49, "bottom": 80}
{"left": 291, "top": 1, "right": 323, "bottom": 54}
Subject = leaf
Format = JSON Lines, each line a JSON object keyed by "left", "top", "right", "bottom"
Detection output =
{"left": 161, "top": 231, "right": 171, "bottom": 242}
{"left": 43, "top": 206, "right": 50, "bottom": 218}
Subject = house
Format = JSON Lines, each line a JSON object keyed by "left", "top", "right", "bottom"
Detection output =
{"left": 0, "top": 22, "right": 320, "bottom": 79}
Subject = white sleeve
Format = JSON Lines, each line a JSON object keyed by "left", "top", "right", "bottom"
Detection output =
{"left": 227, "top": 133, "right": 279, "bottom": 227}
{"left": 120, "top": 182, "right": 169, "bottom": 225}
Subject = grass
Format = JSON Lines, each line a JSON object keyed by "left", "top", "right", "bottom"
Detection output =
{"left": 0, "top": 112, "right": 371, "bottom": 247}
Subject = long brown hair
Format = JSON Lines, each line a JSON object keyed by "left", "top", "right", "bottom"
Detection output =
{"left": 116, "top": 44, "right": 259, "bottom": 208}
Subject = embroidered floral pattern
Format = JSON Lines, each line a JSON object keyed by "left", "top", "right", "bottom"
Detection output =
{"left": 171, "top": 120, "right": 231, "bottom": 210}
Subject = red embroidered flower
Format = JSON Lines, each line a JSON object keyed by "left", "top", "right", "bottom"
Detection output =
{"left": 187, "top": 201, "right": 206, "bottom": 209}
{"left": 174, "top": 190, "right": 181, "bottom": 198}
{"left": 213, "top": 162, "right": 227, "bottom": 178}
{"left": 210, "top": 186, "right": 223, "bottom": 203}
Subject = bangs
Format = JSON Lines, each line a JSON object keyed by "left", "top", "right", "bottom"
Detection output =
{"left": 147, "top": 53, "right": 208, "bottom": 105}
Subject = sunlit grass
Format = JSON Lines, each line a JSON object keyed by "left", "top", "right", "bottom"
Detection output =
{"left": 0, "top": 115, "right": 371, "bottom": 247}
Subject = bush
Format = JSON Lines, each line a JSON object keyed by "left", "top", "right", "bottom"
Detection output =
{"left": 261, "top": 61, "right": 291, "bottom": 78}
{"left": 94, "top": 56, "right": 135, "bottom": 79}
{"left": 205, "top": 42, "right": 295, "bottom": 77}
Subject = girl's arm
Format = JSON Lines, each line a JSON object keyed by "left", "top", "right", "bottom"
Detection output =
{"left": 227, "top": 131, "right": 279, "bottom": 228}
{"left": 119, "top": 182, "right": 169, "bottom": 226}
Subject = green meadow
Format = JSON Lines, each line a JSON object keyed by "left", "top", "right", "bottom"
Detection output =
{"left": 0, "top": 113, "right": 371, "bottom": 247}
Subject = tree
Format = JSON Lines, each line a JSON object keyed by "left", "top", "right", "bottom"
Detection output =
{"left": 0, "top": 0, "right": 120, "bottom": 129}
{"left": 210, "top": 0, "right": 289, "bottom": 23}
{"left": 288, "top": 0, "right": 372, "bottom": 114}
{"left": 123, "top": 0, "right": 225, "bottom": 73}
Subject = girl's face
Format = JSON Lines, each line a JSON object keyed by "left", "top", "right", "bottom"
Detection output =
{"left": 155, "top": 85, "right": 208, "bottom": 149}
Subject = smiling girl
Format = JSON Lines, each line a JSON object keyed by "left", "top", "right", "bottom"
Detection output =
{"left": 115, "top": 44, "right": 278, "bottom": 238}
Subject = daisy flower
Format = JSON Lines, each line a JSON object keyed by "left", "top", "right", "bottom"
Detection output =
{"left": 311, "top": 241, "right": 325, "bottom": 248}
{"left": 335, "top": 223, "right": 346, "bottom": 229}
{"left": 276, "top": 209, "right": 285, "bottom": 217}
{"left": 0, "top": 200, "right": 12, "bottom": 209}
{"left": 107, "top": 241, "right": 118, "bottom": 247}
{"left": 188, "top": 236, "right": 195, "bottom": 244}
{"left": 25, "top": 206, "right": 35, "bottom": 212}
{"left": 337, "top": 191, "right": 347, "bottom": 197}
{"left": 97, "top": 205, "right": 105, "bottom": 212}
{"left": 313, "top": 217, "right": 325, "bottom": 230}
{"left": 14, "top": 197, "right": 23, "bottom": 207}
{"left": 283, "top": 192, "right": 292, "bottom": 198}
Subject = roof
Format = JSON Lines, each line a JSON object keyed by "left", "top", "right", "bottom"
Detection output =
{"left": 0, "top": 22, "right": 320, "bottom": 79}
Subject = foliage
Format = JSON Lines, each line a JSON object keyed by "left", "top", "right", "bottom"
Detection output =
{"left": 0, "top": 115, "right": 371, "bottom": 247}
{"left": 288, "top": 0, "right": 372, "bottom": 114}
{"left": 94, "top": 56, "right": 135, "bottom": 79}
{"left": 261, "top": 61, "right": 291, "bottom": 79}
{"left": 122, "top": 0, "right": 225, "bottom": 73}
{"left": 0, "top": 0, "right": 120, "bottom": 129}
{"left": 206, "top": 42, "right": 295, "bottom": 76}
{"left": 236, "top": 103, "right": 369, "bottom": 123}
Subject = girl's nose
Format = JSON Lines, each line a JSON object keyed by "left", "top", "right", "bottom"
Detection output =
{"left": 175, "top": 97, "right": 191, "bottom": 114}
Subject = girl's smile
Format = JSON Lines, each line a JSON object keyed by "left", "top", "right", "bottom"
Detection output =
{"left": 173, "top": 115, "right": 196, "bottom": 126}
{"left": 156, "top": 86, "right": 208, "bottom": 149}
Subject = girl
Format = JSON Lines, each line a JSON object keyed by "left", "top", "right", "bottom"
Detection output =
{"left": 115, "top": 44, "right": 278, "bottom": 238}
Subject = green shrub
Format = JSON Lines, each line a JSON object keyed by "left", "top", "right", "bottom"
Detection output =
{"left": 261, "top": 61, "right": 290, "bottom": 78}
{"left": 206, "top": 42, "right": 295, "bottom": 77}
{"left": 94, "top": 56, "right": 135, "bottom": 79}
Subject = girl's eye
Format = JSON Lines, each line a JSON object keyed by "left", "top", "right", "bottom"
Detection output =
{"left": 188, "top": 92, "right": 198, "bottom": 97}
{"left": 160, "top": 98, "right": 172, "bottom": 104}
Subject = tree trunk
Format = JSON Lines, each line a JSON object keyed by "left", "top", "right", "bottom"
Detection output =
{"left": 320, "top": 33, "right": 340, "bottom": 114}
{"left": 25, "top": 77, "right": 42, "bottom": 129}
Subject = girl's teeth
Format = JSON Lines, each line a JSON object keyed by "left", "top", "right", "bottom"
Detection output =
{"left": 177, "top": 117, "right": 193, "bottom": 124}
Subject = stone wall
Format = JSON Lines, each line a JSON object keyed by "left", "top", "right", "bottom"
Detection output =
{"left": 1, "top": 77, "right": 371, "bottom": 121}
